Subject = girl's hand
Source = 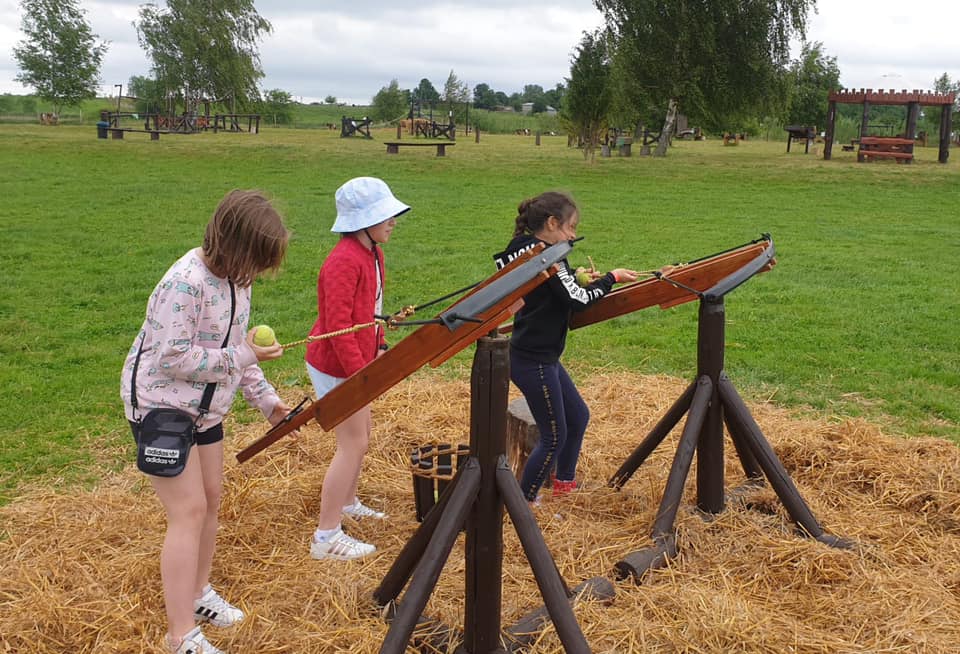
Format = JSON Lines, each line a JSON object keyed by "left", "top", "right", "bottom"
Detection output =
{"left": 268, "top": 401, "right": 301, "bottom": 438}
{"left": 268, "top": 401, "right": 292, "bottom": 427}
{"left": 246, "top": 327, "right": 283, "bottom": 361}
{"left": 610, "top": 268, "right": 639, "bottom": 284}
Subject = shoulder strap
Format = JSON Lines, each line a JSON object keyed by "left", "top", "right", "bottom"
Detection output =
{"left": 197, "top": 279, "right": 235, "bottom": 418}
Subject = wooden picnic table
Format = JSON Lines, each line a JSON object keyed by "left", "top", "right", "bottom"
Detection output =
{"left": 858, "top": 136, "right": 914, "bottom": 163}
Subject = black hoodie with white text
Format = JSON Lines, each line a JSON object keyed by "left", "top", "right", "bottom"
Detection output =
{"left": 493, "top": 234, "right": 615, "bottom": 363}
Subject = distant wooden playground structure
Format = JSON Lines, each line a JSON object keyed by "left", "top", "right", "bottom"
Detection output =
{"left": 823, "top": 89, "right": 955, "bottom": 164}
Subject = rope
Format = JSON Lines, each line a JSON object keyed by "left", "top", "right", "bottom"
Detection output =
{"left": 280, "top": 319, "right": 386, "bottom": 349}
{"left": 279, "top": 261, "right": 688, "bottom": 350}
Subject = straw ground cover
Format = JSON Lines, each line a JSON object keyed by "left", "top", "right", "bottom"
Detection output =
{"left": 2, "top": 372, "right": 960, "bottom": 652}
{"left": 0, "top": 124, "right": 958, "bottom": 650}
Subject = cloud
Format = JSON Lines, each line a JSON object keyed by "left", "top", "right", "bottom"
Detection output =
{"left": 0, "top": 0, "right": 603, "bottom": 102}
{"left": 1, "top": 0, "right": 957, "bottom": 105}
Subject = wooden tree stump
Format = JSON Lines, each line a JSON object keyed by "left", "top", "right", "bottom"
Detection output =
{"left": 506, "top": 397, "right": 550, "bottom": 486}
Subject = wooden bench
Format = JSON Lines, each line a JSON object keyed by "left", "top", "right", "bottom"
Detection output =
{"left": 110, "top": 128, "right": 161, "bottom": 141}
{"left": 384, "top": 141, "right": 454, "bottom": 156}
{"left": 859, "top": 150, "right": 914, "bottom": 161}
{"left": 858, "top": 136, "right": 914, "bottom": 163}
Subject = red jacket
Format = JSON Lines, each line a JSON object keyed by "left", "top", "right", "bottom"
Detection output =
{"left": 305, "top": 236, "right": 387, "bottom": 377}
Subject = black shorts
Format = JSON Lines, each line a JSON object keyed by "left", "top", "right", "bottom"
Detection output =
{"left": 128, "top": 420, "right": 224, "bottom": 446}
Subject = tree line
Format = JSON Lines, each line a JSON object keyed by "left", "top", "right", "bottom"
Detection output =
{"left": 369, "top": 71, "right": 567, "bottom": 125}
{"left": 12, "top": 0, "right": 960, "bottom": 148}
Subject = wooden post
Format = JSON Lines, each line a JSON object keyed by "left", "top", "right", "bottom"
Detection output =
{"left": 696, "top": 299, "right": 725, "bottom": 514}
{"left": 939, "top": 104, "right": 952, "bottom": 164}
{"left": 475, "top": 127, "right": 480, "bottom": 143}
{"left": 860, "top": 99, "right": 871, "bottom": 140}
{"left": 906, "top": 102, "right": 919, "bottom": 141}
{"left": 396, "top": 122, "right": 402, "bottom": 139}
{"left": 463, "top": 336, "right": 509, "bottom": 653}
{"left": 535, "top": 131, "right": 541, "bottom": 146}
{"left": 824, "top": 100, "right": 836, "bottom": 160}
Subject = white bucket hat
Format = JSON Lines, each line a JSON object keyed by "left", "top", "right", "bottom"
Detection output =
{"left": 331, "top": 177, "right": 411, "bottom": 233}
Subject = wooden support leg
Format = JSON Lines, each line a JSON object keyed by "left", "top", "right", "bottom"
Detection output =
{"left": 503, "top": 576, "right": 615, "bottom": 652}
{"left": 374, "top": 464, "right": 466, "bottom": 606}
{"left": 608, "top": 381, "right": 696, "bottom": 489}
{"left": 718, "top": 375, "right": 853, "bottom": 549}
{"left": 650, "top": 376, "right": 712, "bottom": 539}
{"left": 497, "top": 463, "right": 591, "bottom": 654}
{"left": 379, "top": 462, "right": 481, "bottom": 654}
{"left": 724, "top": 411, "right": 764, "bottom": 480}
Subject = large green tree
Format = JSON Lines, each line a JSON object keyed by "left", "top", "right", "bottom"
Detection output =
{"left": 13, "top": 0, "right": 108, "bottom": 116}
{"left": 595, "top": 0, "right": 815, "bottom": 155}
{"left": 127, "top": 74, "right": 165, "bottom": 114}
{"left": 411, "top": 78, "right": 440, "bottom": 108}
{"left": 443, "top": 70, "right": 470, "bottom": 105}
{"left": 135, "top": 0, "right": 271, "bottom": 113}
{"left": 786, "top": 41, "right": 840, "bottom": 130}
{"left": 563, "top": 30, "right": 612, "bottom": 161}
{"left": 473, "top": 83, "right": 496, "bottom": 109}
{"left": 259, "top": 88, "right": 293, "bottom": 125}
{"left": 371, "top": 79, "right": 409, "bottom": 122}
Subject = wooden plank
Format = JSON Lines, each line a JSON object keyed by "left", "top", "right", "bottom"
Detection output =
{"left": 859, "top": 151, "right": 913, "bottom": 160}
{"left": 383, "top": 142, "right": 455, "bottom": 147}
{"left": 859, "top": 137, "right": 915, "bottom": 146}
{"left": 570, "top": 240, "right": 773, "bottom": 330}
{"left": 236, "top": 243, "right": 564, "bottom": 462}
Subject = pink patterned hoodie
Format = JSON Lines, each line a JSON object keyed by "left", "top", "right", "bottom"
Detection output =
{"left": 120, "top": 248, "right": 280, "bottom": 431}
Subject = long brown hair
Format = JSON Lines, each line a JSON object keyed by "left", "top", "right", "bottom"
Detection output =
{"left": 202, "top": 190, "right": 289, "bottom": 287}
{"left": 513, "top": 191, "right": 578, "bottom": 237}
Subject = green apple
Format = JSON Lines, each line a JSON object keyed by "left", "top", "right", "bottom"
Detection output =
{"left": 575, "top": 267, "right": 593, "bottom": 287}
{"left": 252, "top": 324, "right": 276, "bottom": 347}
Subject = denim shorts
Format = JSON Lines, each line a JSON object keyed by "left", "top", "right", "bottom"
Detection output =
{"left": 306, "top": 362, "right": 345, "bottom": 400}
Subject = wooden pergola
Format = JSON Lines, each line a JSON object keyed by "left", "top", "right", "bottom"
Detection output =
{"left": 823, "top": 89, "right": 955, "bottom": 163}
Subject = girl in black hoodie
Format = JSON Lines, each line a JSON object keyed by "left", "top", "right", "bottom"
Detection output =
{"left": 493, "top": 191, "right": 638, "bottom": 503}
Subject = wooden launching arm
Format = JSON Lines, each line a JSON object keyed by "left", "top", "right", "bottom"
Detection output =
{"left": 570, "top": 235, "right": 775, "bottom": 330}
{"left": 236, "top": 240, "right": 573, "bottom": 463}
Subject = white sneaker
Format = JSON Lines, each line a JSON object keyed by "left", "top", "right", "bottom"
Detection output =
{"left": 342, "top": 498, "right": 386, "bottom": 519}
{"left": 169, "top": 626, "right": 225, "bottom": 654}
{"left": 310, "top": 528, "right": 376, "bottom": 560}
{"left": 194, "top": 586, "right": 244, "bottom": 627}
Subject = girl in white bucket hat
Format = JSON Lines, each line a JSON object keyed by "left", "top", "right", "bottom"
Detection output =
{"left": 305, "top": 177, "right": 410, "bottom": 560}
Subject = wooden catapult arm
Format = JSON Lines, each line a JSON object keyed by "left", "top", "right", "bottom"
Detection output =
{"left": 236, "top": 240, "right": 571, "bottom": 463}
{"left": 570, "top": 234, "right": 776, "bottom": 330}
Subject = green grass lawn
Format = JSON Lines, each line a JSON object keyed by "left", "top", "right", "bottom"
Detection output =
{"left": 1, "top": 124, "right": 957, "bottom": 502}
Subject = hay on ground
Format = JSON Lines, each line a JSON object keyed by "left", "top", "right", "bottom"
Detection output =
{"left": 2, "top": 369, "right": 959, "bottom": 653}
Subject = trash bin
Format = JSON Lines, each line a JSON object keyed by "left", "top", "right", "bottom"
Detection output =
{"left": 96, "top": 121, "right": 109, "bottom": 139}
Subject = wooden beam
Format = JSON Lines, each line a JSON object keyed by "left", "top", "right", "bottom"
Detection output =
{"left": 570, "top": 239, "right": 774, "bottom": 330}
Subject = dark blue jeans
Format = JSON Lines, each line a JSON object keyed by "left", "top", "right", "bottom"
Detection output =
{"left": 511, "top": 349, "right": 589, "bottom": 501}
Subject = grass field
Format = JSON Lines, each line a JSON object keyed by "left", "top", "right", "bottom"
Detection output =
{"left": 1, "top": 124, "right": 957, "bottom": 502}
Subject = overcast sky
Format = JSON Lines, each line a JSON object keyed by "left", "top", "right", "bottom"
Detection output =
{"left": 1, "top": 0, "right": 958, "bottom": 105}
